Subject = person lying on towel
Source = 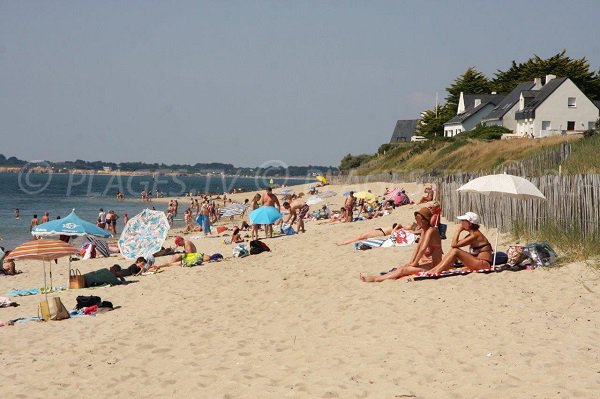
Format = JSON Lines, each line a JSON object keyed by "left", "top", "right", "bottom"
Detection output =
{"left": 360, "top": 207, "right": 443, "bottom": 282}
{"left": 426, "top": 212, "right": 492, "bottom": 275}
{"left": 153, "top": 236, "right": 210, "bottom": 269}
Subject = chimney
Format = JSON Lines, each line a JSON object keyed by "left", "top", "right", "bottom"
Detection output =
{"left": 457, "top": 92, "right": 465, "bottom": 114}
{"left": 545, "top": 74, "right": 556, "bottom": 84}
{"left": 533, "top": 78, "right": 542, "bottom": 90}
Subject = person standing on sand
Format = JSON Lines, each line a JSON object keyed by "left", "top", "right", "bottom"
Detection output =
{"left": 344, "top": 192, "right": 356, "bottom": 222}
{"left": 261, "top": 187, "right": 281, "bottom": 238}
{"left": 41, "top": 212, "right": 49, "bottom": 223}
{"left": 97, "top": 208, "right": 106, "bottom": 229}
{"left": 122, "top": 212, "right": 129, "bottom": 227}
{"left": 198, "top": 199, "right": 211, "bottom": 235}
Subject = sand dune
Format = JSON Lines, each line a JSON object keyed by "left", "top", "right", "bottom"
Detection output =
{"left": 1, "top": 182, "right": 599, "bottom": 398}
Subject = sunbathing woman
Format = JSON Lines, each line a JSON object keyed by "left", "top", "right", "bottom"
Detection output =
{"left": 360, "top": 207, "right": 443, "bottom": 282}
{"left": 426, "top": 212, "right": 492, "bottom": 275}
{"left": 336, "top": 223, "right": 400, "bottom": 245}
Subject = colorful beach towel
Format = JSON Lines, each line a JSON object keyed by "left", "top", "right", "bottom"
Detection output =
{"left": 405, "top": 267, "right": 497, "bottom": 281}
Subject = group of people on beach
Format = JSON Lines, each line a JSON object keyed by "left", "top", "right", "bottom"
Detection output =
{"left": 359, "top": 209, "right": 492, "bottom": 282}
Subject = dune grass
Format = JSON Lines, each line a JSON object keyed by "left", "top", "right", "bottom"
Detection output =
{"left": 561, "top": 134, "right": 600, "bottom": 174}
{"left": 355, "top": 135, "right": 578, "bottom": 176}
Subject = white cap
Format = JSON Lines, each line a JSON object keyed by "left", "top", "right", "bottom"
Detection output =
{"left": 457, "top": 212, "right": 480, "bottom": 225}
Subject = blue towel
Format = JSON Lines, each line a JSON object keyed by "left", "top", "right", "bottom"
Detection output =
{"left": 7, "top": 288, "right": 39, "bottom": 296}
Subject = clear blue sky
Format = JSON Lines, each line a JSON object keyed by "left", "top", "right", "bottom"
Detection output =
{"left": 1, "top": 1, "right": 599, "bottom": 167}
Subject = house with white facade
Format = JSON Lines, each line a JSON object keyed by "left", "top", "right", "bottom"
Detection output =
{"left": 481, "top": 81, "right": 536, "bottom": 131}
{"left": 514, "top": 75, "right": 599, "bottom": 138}
{"left": 443, "top": 92, "right": 505, "bottom": 137}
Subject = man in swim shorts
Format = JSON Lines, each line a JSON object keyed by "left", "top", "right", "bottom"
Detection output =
{"left": 154, "top": 236, "right": 210, "bottom": 269}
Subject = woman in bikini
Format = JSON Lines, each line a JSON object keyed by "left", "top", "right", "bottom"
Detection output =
{"left": 336, "top": 223, "right": 400, "bottom": 245}
{"left": 426, "top": 212, "right": 492, "bottom": 275}
{"left": 360, "top": 207, "right": 443, "bottom": 282}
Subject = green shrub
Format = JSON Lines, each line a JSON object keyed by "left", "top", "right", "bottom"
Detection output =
{"left": 463, "top": 125, "right": 511, "bottom": 141}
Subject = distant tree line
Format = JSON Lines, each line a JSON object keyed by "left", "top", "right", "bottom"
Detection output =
{"left": 0, "top": 154, "right": 26, "bottom": 166}
{"left": 0, "top": 154, "right": 338, "bottom": 177}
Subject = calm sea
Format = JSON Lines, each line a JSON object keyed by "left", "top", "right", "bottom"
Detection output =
{"left": 0, "top": 172, "right": 308, "bottom": 251}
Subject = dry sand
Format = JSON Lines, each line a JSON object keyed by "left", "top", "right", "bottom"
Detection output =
{"left": 1, "top": 182, "right": 599, "bottom": 398}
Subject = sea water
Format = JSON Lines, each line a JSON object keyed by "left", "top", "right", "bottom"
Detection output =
{"left": 0, "top": 172, "right": 308, "bottom": 250}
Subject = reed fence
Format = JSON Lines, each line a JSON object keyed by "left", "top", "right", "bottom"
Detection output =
{"left": 438, "top": 173, "right": 600, "bottom": 238}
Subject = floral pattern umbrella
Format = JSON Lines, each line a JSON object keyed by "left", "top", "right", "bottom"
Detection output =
{"left": 118, "top": 209, "right": 170, "bottom": 259}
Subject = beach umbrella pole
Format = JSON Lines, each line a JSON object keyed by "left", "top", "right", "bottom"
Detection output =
{"left": 42, "top": 261, "right": 48, "bottom": 301}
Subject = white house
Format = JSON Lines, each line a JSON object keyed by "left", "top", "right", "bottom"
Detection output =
{"left": 514, "top": 75, "right": 599, "bottom": 138}
{"left": 443, "top": 92, "right": 505, "bottom": 137}
{"left": 481, "top": 81, "right": 536, "bottom": 131}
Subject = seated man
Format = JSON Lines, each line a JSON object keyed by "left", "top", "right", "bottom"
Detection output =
{"left": 155, "top": 236, "right": 210, "bottom": 269}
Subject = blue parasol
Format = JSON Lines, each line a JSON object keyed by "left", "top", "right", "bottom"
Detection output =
{"left": 249, "top": 206, "right": 282, "bottom": 225}
{"left": 32, "top": 210, "right": 111, "bottom": 238}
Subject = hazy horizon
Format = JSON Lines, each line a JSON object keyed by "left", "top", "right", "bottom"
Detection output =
{"left": 1, "top": 1, "right": 599, "bottom": 167}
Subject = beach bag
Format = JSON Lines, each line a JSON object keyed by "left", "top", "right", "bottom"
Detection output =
{"left": 281, "top": 223, "right": 295, "bottom": 235}
{"left": 69, "top": 269, "right": 86, "bottom": 289}
{"left": 492, "top": 252, "right": 509, "bottom": 265}
{"left": 39, "top": 297, "right": 70, "bottom": 321}
{"left": 249, "top": 240, "right": 271, "bottom": 255}
{"left": 437, "top": 223, "right": 447, "bottom": 240}
{"left": 80, "top": 243, "right": 96, "bottom": 259}
{"left": 76, "top": 295, "right": 102, "bottom": 309}
{"left": 233, "top": 244, "right": 249, "bottom": 258}
{"left": 523, "top": 242, "right": 557, "bottom": 267}
{"left": 507, "top": 245, "right": 527, "bottom": 266}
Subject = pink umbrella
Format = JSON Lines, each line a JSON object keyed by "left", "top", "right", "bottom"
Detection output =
{"left": 384, "top": 188, "right": 403, "bottom": 200}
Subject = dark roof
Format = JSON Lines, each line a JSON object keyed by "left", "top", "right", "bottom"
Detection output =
{"left": 445, "top": 94, "right": 505, "bottom": 125}
{"left": 390, "top": 119, "right": 418, "bottom": 143}
{"left": 594, "top": 100, "right": 600, "bottom": 111}
{"left": 482, "top": 81, "right": 536, "bottom": 121}
{"left": 515, "top": 77, "right": 568, "bottom": 120}
{"left": 445, "top": 101, "right": 494, "bottom": 125}
{"left": 461, "top": 94, "right": 505, "bottom": 110}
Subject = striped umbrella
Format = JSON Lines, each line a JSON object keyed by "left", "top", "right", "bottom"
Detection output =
{"left": 7, "top": 239, "right": 77, "bottom": 299}
{"left": 219, "top": 203, "right": 248, "bottom": 218}
{"left": 8, "top": 239, "right": 77, "bottom": 261}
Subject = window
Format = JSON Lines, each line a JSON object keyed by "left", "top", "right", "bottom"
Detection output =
{"left": 541, "top": 121, "right": 551, "bottom": 130}
{"left": 568, "top": 97, "right": 576, "bottom": 108}
{"left": 567, "top": 121, "right": 575, "bottom": 131}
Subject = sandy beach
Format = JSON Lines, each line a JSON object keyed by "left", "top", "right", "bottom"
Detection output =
{"left": 1, "top": 182, "right": 599, "bottom": 398}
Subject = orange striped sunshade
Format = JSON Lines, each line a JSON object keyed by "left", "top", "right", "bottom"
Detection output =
{"left": 7, "top": 239, "right": 77, "bottom": 262}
